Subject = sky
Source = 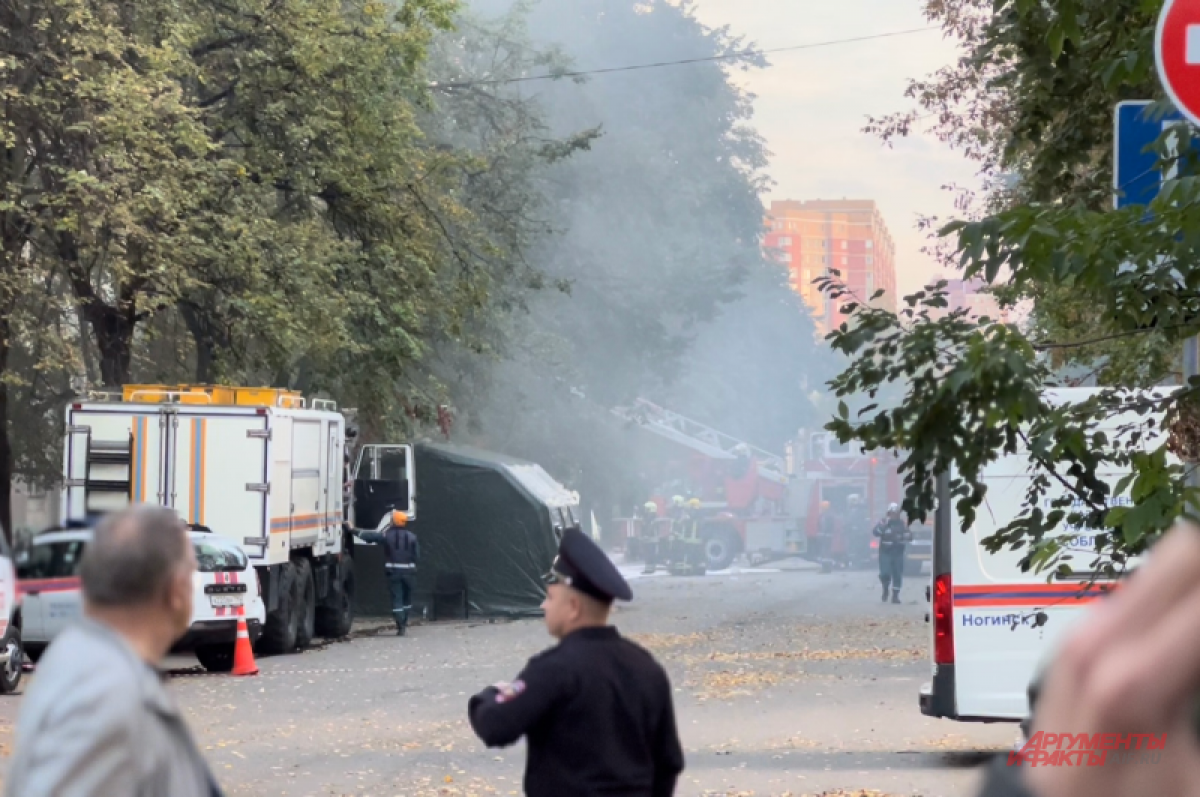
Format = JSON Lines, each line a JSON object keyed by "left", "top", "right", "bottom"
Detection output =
{"left": 689, "top": 0, "right": 982, "bottom": 296}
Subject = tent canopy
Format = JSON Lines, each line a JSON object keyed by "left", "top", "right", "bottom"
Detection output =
{"left": 402, "top": 443, "right": 578, "bottom": 617}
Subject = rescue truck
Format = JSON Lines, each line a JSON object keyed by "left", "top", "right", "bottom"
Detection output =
{"left": 920, "top": 387, "right": 1168, "bottom": 725}
{"left": 60, "top": 385, "right": 415, "bottom": 654}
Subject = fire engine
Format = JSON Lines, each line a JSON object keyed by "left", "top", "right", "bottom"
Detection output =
{"left": 613, "top": 398, "right": 910, "bottom": 572}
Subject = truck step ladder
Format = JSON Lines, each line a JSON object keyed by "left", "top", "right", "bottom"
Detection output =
{"left": 82, "top": 435, "right": 134, "bottom": 515}
{"left": 611, "top": 398, "right": 787, "bottom": 483}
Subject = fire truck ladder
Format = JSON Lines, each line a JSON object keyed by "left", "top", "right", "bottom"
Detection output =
{"left": 611, "top": 398, "right": 787, "bottom": 483}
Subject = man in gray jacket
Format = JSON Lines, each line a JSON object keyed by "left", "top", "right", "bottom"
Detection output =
{"left": 6, "top": 504, "right": 223, "bottom": 797}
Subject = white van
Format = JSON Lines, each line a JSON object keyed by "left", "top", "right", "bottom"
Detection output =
{"left": 919, "top": 387, "right": 1168, "bottom": 725}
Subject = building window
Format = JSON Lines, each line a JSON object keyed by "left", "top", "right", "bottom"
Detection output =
{"left": 842, "top": 256, "right": 848, "bottom": 265}
{"left": 778, "top": 252, "right": 792, "bottom": 262}
{"left": 779, "top": 236, "right": 792, "bottom": 247}
{"left": 866, "top": 255, "right": 874, "bottom": 265}
{"left": 866, "top": 240, "right": 874, "bottom": 250}
{"left": 841, "top": 240, "right": 848, "bottom": 250}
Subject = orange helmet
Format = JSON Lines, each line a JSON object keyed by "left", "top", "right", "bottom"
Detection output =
{"left": 391, "top": 510, "right": 409, "bottom": 527}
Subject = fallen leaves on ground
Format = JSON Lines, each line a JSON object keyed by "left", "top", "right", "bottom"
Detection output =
{"left": 702, "top": 648, "right": 922, "bottom": 664}
{"left": 701, "top": 790, "right": 918, "bottom": 797}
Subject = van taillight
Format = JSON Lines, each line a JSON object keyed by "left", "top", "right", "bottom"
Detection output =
{"left": 934, "top": 573, "right": 954, "bottom": 665}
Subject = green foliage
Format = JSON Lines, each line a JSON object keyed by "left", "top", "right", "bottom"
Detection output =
{"left": 821, "top": 0, "right": 1200, "bottom": 579}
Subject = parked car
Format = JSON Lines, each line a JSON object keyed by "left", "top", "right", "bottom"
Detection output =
{"left": 16, "top": 524, "right": 265, "bottom": 672}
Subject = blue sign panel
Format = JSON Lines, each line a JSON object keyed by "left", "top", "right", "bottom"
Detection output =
{"left": 1114, "top": 100, "right": 1190, "bottom": 210}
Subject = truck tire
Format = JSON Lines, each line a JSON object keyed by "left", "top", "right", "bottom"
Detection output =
{"left": 316, "top": 558, "right": 355, "bottom": 639}
{"left": 195, "top": 643, "right": 235, "bottom": 673}
{"left": 0, "top": 625, "right": 22, "bottom": 694}
{"left": 702, "top": 527, "right": 740, "bottom": 571}
{"left": 260, "top": 561, "right": 299, "bottom": 654}
{"left": 294, "top": 557, "right": 316, "bottom": 649}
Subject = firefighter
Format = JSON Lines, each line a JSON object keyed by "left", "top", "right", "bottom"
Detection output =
{"left": 873, "top": 504, "right": 912, "bottom": 604}
{"left": 664, "top": 495, "right": 686, "bottom": 571}
{"left": 358, "top": 509, "right": 420, "bottom": 635}
{"left": 816, "top": 501, "right": 835, "bottom": 572}
{"left": 681, "top": 498, "right": 706, "bottom": 575}
{"left": 639, "top": 501, "right": 661, "bottom": 575}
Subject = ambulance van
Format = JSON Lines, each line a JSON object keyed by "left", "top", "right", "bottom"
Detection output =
{"left": 919, "top": 387, "right": 1170, "bottom": 725}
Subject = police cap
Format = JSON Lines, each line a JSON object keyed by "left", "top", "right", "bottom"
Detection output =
{"left": 547, "top": 527, "right": 633, "bottom": 604}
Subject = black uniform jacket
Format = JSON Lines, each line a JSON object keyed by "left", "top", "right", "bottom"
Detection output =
{"left": 468, "top": 626, "right": 685, "bottom": 797}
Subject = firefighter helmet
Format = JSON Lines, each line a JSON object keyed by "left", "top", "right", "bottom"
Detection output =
{"left": 643, "top": 501, "right": 658, "bottom": 512}
{"left": 687, "top": 498, "right": 702, "bottom": 509}
{"left": 672, "top": 495, "right": 685, "bottom": 507}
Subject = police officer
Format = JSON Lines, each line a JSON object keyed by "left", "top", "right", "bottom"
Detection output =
{"left": 358, "top": 509, "right": 419, "bottom": 636}
{"left": 873, "top": 503, "right": 911, "bottom": 604}
{"left": 468, "top": 527, "right": 685, "bottom": 797}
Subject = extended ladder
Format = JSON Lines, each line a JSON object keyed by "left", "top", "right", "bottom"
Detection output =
{"left": 611, "top": 398, "right": 787, "bottom": 483}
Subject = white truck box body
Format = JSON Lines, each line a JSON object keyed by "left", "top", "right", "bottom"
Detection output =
{"left": 63, "top": 401, "right": 345, "bottom": 566}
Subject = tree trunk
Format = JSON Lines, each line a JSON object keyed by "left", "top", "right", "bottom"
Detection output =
{"left": 180, "top": 302, "right": 218, "bottom": 383}
{"left": 90, "top": 305, "right": 136, "bottom": 387}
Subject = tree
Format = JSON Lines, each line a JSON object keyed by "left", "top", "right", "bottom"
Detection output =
{"left": 820, "top": 0, "right": 1200, "bottom": 579}
{"left": 0, "top": 0, "right": 590, "bottom": 537}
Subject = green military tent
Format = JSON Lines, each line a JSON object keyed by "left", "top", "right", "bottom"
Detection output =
{"left": 353, "top": 443, "right": 580, "bottom": 619}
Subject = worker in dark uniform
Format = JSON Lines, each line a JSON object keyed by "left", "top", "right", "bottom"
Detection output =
{"left": 357, "top": 509, "right": 419, "bottom": 636}
{"left": 874, "top": 503, "right": 911, "bottom": 604}
{"left": 467, "top": 527, "right": 685, "bottom": 797}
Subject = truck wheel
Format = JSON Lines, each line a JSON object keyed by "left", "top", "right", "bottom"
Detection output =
{"left": 260, "top": 562, "right": 299, "bottom": 654}
{"left": 316, "top": 558, "right": 355, "bottom": 639}
{"left": 195, "top": 644, "right": 235, "bottom": 673}
{"left": 293, "top": 557, "right": 316, "bottom": 649}
{"left": 702, "top": 528, "right": 739, "bottom": 571}
{"left": 0, "top": 626, "right": 22, "bottom": 694}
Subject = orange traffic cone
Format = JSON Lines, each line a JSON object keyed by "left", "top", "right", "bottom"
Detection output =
{"left": 231, "top": 607, "right": 259, "bottom": 677}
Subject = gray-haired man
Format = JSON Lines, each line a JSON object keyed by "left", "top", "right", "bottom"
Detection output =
{"left": 5, "top": 504, "right": 223, "bottom": 797}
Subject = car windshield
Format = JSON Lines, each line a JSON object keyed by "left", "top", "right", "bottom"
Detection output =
{"left": 193, "top": 536, "right": 247, "bottom": 573}
{"left": 17, "top": 539, "right": 87, "bottom": 580}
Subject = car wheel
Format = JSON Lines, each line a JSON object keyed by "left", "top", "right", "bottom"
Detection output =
{"left": 316, "top": 558, "right": 355, "bottom": 639}
{"left": 260, "top": 561, "right": 298, "bottom": 654}
{"left": 0, "top": 625, "right": 23, "bottom": 694}
{"left": 195, "top": 643, "right": 235, "bottom": 673}
{"left": 293, "top": 557, "right": 316, "bottom": 649}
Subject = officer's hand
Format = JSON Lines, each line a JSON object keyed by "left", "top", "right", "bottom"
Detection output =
{"left": 1023, "top": 520, "right": 1200, "bottom": 797}
{"left": 491, "top": 681, "right": 526, "bottom": 704}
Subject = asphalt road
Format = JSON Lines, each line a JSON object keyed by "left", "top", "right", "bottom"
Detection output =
{"left": 0, "top": 558, "right": 1017, "bottom": 797}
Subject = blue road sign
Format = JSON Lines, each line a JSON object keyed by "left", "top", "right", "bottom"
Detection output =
{"left": 1114, "top": 100, "right": 1190, "bottom": 210}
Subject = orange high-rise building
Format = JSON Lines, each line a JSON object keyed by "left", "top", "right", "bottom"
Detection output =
{"left": 763, "top": 199, "right": 897, "bottom": 334}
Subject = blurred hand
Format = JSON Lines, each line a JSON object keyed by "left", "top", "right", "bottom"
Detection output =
{"left": 492, "top": 681, "right": 525, "bottom": 704}
{"left": 1025, "top": 521, "right": 1200, "bottom": 797}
